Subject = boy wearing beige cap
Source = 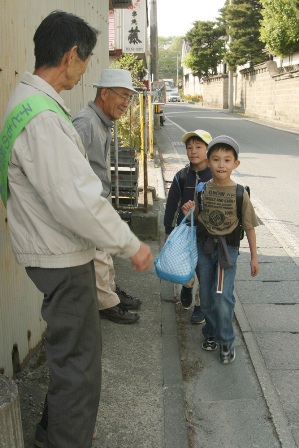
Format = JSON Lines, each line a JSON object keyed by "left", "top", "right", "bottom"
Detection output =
{"left": 164, "top": 129, "right": 213, "bottom": 323}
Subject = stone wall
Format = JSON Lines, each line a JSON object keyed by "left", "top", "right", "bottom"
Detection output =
{"left": 202, "top": 61, "right": 299, "bottom": 129}
{"left": 203, "top": 75, "right": 228, "bottom": 109}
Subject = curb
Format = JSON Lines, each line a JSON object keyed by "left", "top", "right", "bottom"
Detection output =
{"left": 234, "top": 293, "right": 297, "bottom": 448}
{"left": 156, "top": 194, "right": 189, "bottom": 448}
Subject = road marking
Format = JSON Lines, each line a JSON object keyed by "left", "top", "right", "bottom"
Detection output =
{"left": 252, "top": 195, "right": 299, "bottom": 264}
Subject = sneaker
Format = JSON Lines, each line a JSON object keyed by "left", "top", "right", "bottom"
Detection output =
{"left": 219, "top": 343, "right": 235, "bottom": 365}
{"left": 116, "top": 286, "right": 141, "bottom": 310}
{"left": 99, "top": 304, "right": 140, "bottom": 324}
{"left": 202, "top": 336, "right": 217, "bottom": 351}
{"left": 190, "top": 306, "right": 205, "bottom": 324}
{"left": 34, "top": 423, "right": 97, "bottom": 447}
{"left": 180, "top": 286, "right": 193, "bottom": 309}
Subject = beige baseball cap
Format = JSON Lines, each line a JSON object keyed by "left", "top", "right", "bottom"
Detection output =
{"left": 181, "top": 129, "right": 212, "bottom": 145}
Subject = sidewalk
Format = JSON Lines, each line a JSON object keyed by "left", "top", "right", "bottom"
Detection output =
{"left": 154, "top": 119, "right": 299, "bottom": 448}
{"left": 18, "top": 155, "right": 189, "bottom": 448}
{"left": 91, "top": 155, "right": 189, "bottom": 448}
{"left": 18, "top": 119, "right": 299, "bottom": 448}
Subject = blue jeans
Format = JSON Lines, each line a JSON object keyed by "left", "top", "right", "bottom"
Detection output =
{"left": 196, "top": 241, "right": 239, "bottom": 345}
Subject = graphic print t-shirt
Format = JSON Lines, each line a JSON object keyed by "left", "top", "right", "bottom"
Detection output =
{"left": 197, "top": 180, "right": 258, "bottom": 236}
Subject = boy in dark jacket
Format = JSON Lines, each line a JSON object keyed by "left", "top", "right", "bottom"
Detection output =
{"left": 164, "top": 129, "right": 212, "bottom": 323}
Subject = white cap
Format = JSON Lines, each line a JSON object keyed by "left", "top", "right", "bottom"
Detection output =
{"left": 93, "top": 69, "right": 138, "bottom": 93}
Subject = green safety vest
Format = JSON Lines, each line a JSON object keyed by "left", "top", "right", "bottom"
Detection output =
{"left": 0, "top": 94, "right": 72, "bottom": 207}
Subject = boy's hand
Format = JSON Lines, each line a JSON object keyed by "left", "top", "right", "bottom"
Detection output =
{"left": 181, "top": 200, "right": 195, "bottom": 215}
{"left": 245, "top": 228, "right": 259, "bottom": 277}
{"left": 250, "top": 258, "right": 259, "bottom": 277}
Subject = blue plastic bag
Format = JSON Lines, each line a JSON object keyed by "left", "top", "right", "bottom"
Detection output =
{"left": 154, "top": 208, "right": 198, "bottom": 284}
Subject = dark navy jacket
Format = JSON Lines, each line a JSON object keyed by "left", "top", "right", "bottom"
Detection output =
{"left": 164, "top": 164, "right": 212, "bottom": 235}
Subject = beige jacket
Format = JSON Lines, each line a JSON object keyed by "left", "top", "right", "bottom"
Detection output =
{"left": 3, "top": 72, "right": 140, "bottom": 268}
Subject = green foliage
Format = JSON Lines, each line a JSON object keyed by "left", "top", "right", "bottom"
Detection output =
{"left": 158, "top": 36, "right": 184, "bottom": 83}
{"left": 260, "top": 0, "right": 299, "bottom": 57}
{"left": 158, "top": 0, "right": 299, "bottom": 81}
{"left": 111, "top": 53, "right": 146, "bottom": 86}
{"left": 184, "top": 20, "right": 226, "bottom": 78}
{"left": 111, "top": 53, "right": 145, "bottom": 149}
{"left": 115, "top": 99, "right": 142, "bottom": 150}
{"left": 222, "top": 0, "right": 267, "bottom": 70}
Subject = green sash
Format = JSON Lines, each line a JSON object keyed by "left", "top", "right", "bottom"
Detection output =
{"left": 0, "top": 94, "right": 71, "bottom": 206}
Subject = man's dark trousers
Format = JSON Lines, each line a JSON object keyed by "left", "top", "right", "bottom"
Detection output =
{"left": 26, "top": 261, "right": 102, "bottom": 448}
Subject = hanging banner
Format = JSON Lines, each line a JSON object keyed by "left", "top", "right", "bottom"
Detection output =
{"left": 123, "top": 0, "right": 146, "bottom": 53}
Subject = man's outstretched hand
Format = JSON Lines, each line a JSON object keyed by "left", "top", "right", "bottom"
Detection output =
{"left": 130, "top": 242, "right": 153, "bottom": 271}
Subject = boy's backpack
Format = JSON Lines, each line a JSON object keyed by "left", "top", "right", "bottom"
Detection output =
{"left": 236, "top": 184, "right": 250, "bottom": 240}
{"left": 175, "top": 165, "right": 189, "bottom": 197}
{"left": 197, "top": 182, "right": 250, "bottom": 241}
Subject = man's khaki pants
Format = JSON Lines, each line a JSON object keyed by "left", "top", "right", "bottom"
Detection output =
{"left": 94, "top": 249, "right": 120, "bottom": 310}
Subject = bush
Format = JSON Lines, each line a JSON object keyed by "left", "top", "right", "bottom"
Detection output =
{"left": 182, "top": 94, "right": 203, "bottom": 103}
{"left": 116, "top": 97, "right": 142, "bottom": 149}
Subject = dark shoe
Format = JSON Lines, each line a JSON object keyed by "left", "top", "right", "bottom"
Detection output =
{"left": 34, "top": 423, "right": 46, "bottom": 448}
{"left": 202, "top": 336, "right": 217, "bottom": 351}
{"left": 99, "top": 304, "right": 139, "bottom": 324}
{"left": 180, "top": 286, "right": 193, "bottom": 309}
{"left": 190, "top": 306, "right": 205, "bottom": 324}
{"left": 116, "top": 286, "right": 141, "bottom": 310}
{"left": 219, "top": 343, "right": 235, "bottom": 365}
{"left": 34, "top": 423, "right": 97, "bottom": 447}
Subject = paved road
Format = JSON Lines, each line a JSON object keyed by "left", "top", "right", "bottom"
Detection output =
{"left": 155, "top": 108, "right": 299, "bottom": 448}
{"left": 162, "top": 102, "right": 299, "bottom": 246}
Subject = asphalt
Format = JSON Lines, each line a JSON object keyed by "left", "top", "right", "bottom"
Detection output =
{"left": 18, "top": 112, "right": 299, "bottom": 448}
{"left": 160, "top": 116, "right": 299, "bottom": 448}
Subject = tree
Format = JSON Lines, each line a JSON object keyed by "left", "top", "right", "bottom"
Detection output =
{"left": 221, "top": 0, "right": 267, "bottom": 70}
{"left": 260, "top": 0, "right": 299, "bottom": 58}
{"left": 111, "top": 53, "right": 146, "bottom": 86}
{"left": 184, "top": 20, "right": 226, "bottom": 78}
{"left": 158, "top": 36, "right": 184, "bottom": 83}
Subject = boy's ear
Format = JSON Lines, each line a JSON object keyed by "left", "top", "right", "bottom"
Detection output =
{"left": 234, "top": 160, "right": 240, "bottom": 169}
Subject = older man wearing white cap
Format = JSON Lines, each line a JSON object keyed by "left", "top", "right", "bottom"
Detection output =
{"left": 72, "top": 69, "right": 142, "bottom": 324}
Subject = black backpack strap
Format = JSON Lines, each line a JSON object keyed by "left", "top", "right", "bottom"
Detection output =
{"left": 175, "top": 165, "right": 189, "bottom": 197}
{"left": 236, "top": 184, "right": 244, "bottom": 224}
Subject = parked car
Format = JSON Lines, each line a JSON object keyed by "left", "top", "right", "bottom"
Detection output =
{"left": 168, "top": 92, "right": 181, "bottom": 102}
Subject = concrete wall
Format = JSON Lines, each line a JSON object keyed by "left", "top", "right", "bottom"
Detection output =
{"left": 183, "top": 70, "right": 203, "bottom": 97}
{"left": 235, "top": 61, "right": 299, "bottom": 128}
{"left": 202, "top": 61, "right": 299, "bottom": 129}
{"left": 0, "top": 0, "right": 109, "bottom": 378}
{"left": 203, "top": 75, "right": 228, "bottom": 109}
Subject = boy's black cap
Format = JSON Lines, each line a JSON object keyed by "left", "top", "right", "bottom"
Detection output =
{"left": 207, "top": 135, "right": 240, "bottom": 157}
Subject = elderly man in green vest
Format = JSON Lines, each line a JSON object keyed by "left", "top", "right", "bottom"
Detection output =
{"left": 0, "top": 10, "right": 152, "bottom": 448}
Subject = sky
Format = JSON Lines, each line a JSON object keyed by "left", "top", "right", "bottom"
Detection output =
{"left": 156, "top": 0, "right": 226, "bottom": 37}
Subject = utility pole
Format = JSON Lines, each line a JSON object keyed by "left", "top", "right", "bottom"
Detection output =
{"left": 149, "top": 0, "right": 159, "bottom": 82}
{"left": 228, "top": 0, "right": 233, "bottom": 112}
